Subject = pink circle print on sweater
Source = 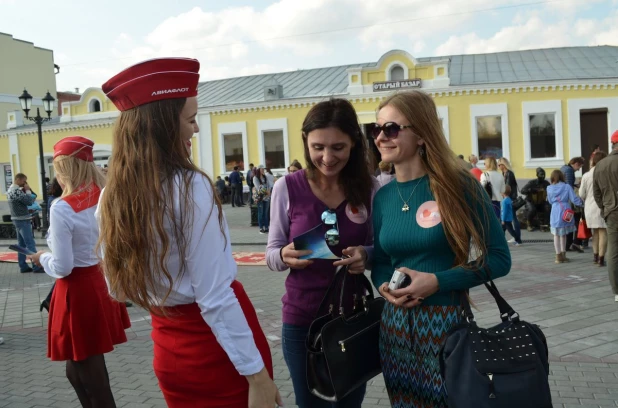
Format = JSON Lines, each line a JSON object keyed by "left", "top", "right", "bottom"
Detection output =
{"left": 345, "top": 203, "right": 368, "bottom": 224}
{"left": 416, "top": 201, "right": 441, "bottom": 228}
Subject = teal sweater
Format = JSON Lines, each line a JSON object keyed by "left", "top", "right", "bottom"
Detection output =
{"left": 371, "top": 176, "right": 511, "bottom": 306}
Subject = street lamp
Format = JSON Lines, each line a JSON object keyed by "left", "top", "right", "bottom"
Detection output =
{"left": 19, "top": 88, "right": 55, "bottom": 237}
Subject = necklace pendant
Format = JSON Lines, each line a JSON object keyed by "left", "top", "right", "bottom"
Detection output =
{"left": 402, "top": 203, "right": 410, "bottom": 212}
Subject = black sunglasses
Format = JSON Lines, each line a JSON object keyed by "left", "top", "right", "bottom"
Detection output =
{"left": 369, "top": 122, "right": 412, "bottom": 140}
{"left": 321, "top": 209, "right": 340, "bottom": 246}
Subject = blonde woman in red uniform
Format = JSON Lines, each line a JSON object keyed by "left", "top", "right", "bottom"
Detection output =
{"left": 31, "top": 136, "right": 131, "bottom": 407}
{"left": 97, "top": 58, "right": 281, "bottom": 408}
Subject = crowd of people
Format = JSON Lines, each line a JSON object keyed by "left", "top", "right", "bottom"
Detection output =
{"left": 1, "top": 55, "right": 616, "bottom": 408}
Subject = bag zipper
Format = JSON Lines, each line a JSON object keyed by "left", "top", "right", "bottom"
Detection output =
{"left": 337, "top": 321, "right": 380, "bottom": 352}
{"left": 487, "top": 373, "right": 496, "bottom": 399}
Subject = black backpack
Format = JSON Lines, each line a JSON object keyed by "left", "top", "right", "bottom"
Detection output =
{"left": 439, "top": 272, "right": 552, "bottom": 408}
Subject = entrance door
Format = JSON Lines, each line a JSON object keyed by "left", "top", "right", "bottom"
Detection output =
{"left": 580, "top": 108, "right": 608, "bottom": 173}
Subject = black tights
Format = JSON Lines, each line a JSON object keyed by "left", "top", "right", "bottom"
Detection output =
{"left": 66, "top": 354, "right": 116, "bottom": 408}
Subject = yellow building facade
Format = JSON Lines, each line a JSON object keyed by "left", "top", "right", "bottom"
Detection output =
{"left": 2, "top": 47, "right": 618, "bottom": 202}
{"left": 0, "top": 32, "right": 58, "bottom": 196}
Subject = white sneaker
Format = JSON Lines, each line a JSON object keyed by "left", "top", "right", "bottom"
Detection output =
{"left": 507, "top": 238, "right": 515, "bottom": 243}
{"left": 0, "top": 337, "right": 3, "bottom": 345}
{"left": 615, "top": 295, "right": 618, "bottom": 302}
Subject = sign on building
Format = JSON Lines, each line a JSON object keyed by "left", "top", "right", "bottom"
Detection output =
{"left": 373, "top": 79, "right": 421, "bottom": 92}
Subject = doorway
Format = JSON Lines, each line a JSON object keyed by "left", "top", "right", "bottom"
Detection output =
{"left": 579, "top": 109, "right": 609, "bottom": 173}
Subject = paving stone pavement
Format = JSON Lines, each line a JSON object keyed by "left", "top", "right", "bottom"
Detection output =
{"left": 1, "top": 204, "right": 618, "bottom": 407}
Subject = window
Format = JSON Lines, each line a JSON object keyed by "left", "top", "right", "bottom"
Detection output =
{"left": 523, "top": 100, "right": 563, "bottom": 168}
{"left": 476, "top": 116, "right": 503, "bottom": 159}
{"left": 223, "top": 133, "right": 244, "bottom": 171}
{"left": 89, "top": 98, "right": 102, "bottom": 113}
{"left": 93, "top": 154, "right": 110, "bottom": 168}
{"left": 470, "top": 103, "right": 509, "bottom": 165}
{"left": 257, "top": 118, "right": 289, "bottom": 171}
{"left": 264, "top": 130, "right": 285, "bottom": 169}
{"left": 529, "top": 114, "right": 556, "bottom": 158}
{"left": 390, "top": 65, "right": 405, "bottom": 81}
{"left": 1, "top": 164, "right": 11, "bottom": 193}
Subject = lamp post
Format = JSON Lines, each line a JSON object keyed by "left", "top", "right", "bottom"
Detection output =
{"left": 18, "top": 88, "right": 55, "bottom": 237}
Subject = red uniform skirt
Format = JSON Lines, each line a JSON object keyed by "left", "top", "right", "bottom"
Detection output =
{"left": 47, "top": 264, "right": 131, "bottom": 361}
{"left": 150, "top": 280, "right": 273, "bottom": 408}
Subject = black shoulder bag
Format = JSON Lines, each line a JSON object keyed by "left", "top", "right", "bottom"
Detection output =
{"left": 439, "top": 271, "right": 552, "bottom": 408}
{"left": 306, "top": 265, "right": 386, "bottom": 402}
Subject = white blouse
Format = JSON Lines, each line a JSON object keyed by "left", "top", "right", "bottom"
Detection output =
{"left": 480, "top": 170, "right": 506, "bottom": 202}
{"left": 97, "top": 174, "right": 264, "bottom": 376}
{"left": 40, "top": 199, "right": 100, "bottom": 279}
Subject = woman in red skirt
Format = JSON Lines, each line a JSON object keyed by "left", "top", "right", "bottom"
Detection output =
{"left": 31, "top": 135, "right": 131, "bottom": 407}
{"left": 97, "top": 57, "right": 281, "bottom": 408}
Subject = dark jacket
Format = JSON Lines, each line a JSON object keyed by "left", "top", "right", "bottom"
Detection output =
{"left": 229, "top": 170, "right": 241, "bottom": 185}
{"left": 521, "top": 179, "right": 550, "bottom": 204}
{"left": 504, "top": 170, "right": 518, "bottom": 200}
{"left": 560, "top": 164, "right": 576, "bottom": 188}
{"left": 593, "top": 150, "right": 618, "bottom": 219}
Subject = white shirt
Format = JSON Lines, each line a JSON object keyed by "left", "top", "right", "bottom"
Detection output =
{"left": 97, "top": 174, "right": 264, "bottom": 376}
{"left": 40, "top": 199, "right": 100, "bottom": 279}
{"left": 480, "top": 170, "right": 506, "bottom": 202}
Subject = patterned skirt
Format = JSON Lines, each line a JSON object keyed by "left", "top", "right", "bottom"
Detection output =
{"left": 379, "top": 303, "right": 459, "bottom": 408}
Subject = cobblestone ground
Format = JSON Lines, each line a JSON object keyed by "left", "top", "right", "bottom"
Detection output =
{"left": 1, "top": 204, "right": 618, "bottom": 407}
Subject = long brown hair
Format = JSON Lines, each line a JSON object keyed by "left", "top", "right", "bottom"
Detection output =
{"left": 98, "top": 98, "right": 224, "bottom": 313}
{"left": 378, "top": 91, "right": 490, "bottom": 268}
{"left": 301, "top": 98, "right": 373, "bottom": 208}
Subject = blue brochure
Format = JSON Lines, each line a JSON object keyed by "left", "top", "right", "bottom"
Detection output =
{"left": 292, "top": 223, "right": 339, "bottom": 260}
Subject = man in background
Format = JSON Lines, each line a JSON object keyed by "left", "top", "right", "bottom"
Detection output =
{"left": 229, "top": 166, "right": 244, "bottom": 207}
{"left": 593, "top": 130, "right": 618, "bottom": 302}
{"left": 7, "top": 173, "right": 43, "bottom": 273}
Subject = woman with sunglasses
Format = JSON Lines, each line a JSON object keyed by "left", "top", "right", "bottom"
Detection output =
{"left": 266, "top": 98, "right": 378, "bottom": 408}
{"left": 370, "top": 91, "right": 511, "bottom": 408}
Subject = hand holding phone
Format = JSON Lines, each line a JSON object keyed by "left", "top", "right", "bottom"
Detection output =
{"left": 388, "top": 269, "right": 412, "bottom": 290}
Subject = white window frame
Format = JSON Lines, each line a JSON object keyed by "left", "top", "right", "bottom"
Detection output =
{"left": 218, "top": 122, "right": 248, "bottom": 175}
{"left": 1, "top": 163, "right": 12, "bottom": 194}
{"left": 257, "top": 118, "right": 289, "bottom": 173}
{"left": 385, "top": 61, "right": 409, "bottom": 81}
{"left": 436, "top": 106, "right": 450, "bottom": 144}
{"left": 470, "top": 103, "right": 509, "bottom": 167}
{"left": 522, "top": 100, "right": 564, "bottom": 168}
{"left": 88, "top": 97, "right": 103, "bottom": 113}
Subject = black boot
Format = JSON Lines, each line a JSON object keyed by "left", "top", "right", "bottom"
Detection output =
{"left": 594, "top": 253, "right": 599, "bottom": 264}
{"left": 598, "top": 256, "right": 606, "bottom": 267}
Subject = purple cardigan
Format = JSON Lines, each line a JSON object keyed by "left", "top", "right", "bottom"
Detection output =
{"left": 266, "top": 171, "right": 378, "bottom": 326}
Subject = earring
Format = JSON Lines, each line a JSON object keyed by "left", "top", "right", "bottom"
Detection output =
{"left": 419, "top": 145, "right": 425, "bottom": 157}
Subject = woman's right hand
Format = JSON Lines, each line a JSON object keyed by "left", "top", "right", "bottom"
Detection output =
{"left": 247, "top": 367, "right": 283, "bottom": 408}
{"left": 281, "top": 242, "right": 313, "bottom": 269}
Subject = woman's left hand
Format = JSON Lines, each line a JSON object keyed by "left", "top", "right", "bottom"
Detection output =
{"left": 29, "top": 251, "right": 46, "bottom": 268}
{"left": 333, "top": 246, "right": 367, "bottom": 274}
{"left": 379, "top": 267, "right": 440, "bottom": 308}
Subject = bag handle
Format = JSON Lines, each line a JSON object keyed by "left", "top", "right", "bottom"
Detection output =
{"left": 460, "top": 265, "right": 518, "bottom": 323}
{"left": 314, "top": 262, "right": 375, "bottom": 320}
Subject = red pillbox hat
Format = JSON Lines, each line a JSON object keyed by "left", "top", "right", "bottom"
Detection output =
{"left": 611, "top": 130, "right": 618, "bottom": 144}
{"left": 102, "top": 57, "right": 200, "bottom": 111}
{"left": 54, "top": 136, "right": 95, "bottom": 162}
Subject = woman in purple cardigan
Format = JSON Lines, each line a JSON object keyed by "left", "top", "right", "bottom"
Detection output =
{"left": 266, "top": 98, "right": 378, "bottom": 408}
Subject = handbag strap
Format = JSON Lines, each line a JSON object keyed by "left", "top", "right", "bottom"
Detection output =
{"left": 314, "top": 263, "right": 375, "bottom": 319}
{"left": 460, "top": 265, "right": 518, "bottom": 323}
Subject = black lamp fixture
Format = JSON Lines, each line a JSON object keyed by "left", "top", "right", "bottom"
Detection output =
{"left": 18, "top": 88, "right": 56, "bottom": 237}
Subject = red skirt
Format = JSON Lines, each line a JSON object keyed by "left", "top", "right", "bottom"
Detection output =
{"left": 151, "top": 280, "right": 273, "bottom": 408}
{"left": 47, "top": 264, "right": 131, "bottom": 361}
